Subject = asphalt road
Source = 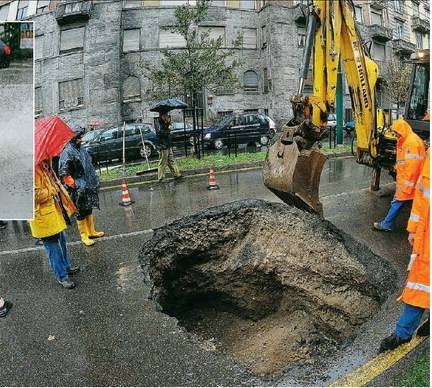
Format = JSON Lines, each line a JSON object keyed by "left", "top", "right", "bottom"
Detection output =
{"left": 0, "top": 59, "right": 33, "bottom": 220}
{"left": 0, "top": 158, "right": 428, "bottom": 386}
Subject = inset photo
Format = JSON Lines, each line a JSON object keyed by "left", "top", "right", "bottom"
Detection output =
{"left": 0, "top": 21, "right": 33, "bottom": 220}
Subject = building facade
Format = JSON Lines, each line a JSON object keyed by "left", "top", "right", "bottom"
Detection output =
{"left": 0, "top": 0, "right": 429, "bottom": 129}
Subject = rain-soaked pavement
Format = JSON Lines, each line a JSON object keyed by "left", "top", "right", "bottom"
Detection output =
{"left": 0, "top": 59, "right": 33, "bottom": 220}
{"left": 0, "top": 157, "right": 428, "bottom": 386}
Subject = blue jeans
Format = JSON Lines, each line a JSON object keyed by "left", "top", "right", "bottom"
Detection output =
{"left": 42, "top": 231, "right": 71, "bottom": 281}
{"left": 381, "top": 198, "right": 407, "bottom": 230}
{"left": 396, "top": 303, "right": 425, "bottom": 340}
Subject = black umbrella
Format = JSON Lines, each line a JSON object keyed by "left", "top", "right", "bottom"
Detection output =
{"left": 150, "top": 98, "right": 188, "bottom": 113}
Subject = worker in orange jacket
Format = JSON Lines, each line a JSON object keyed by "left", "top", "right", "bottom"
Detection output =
{"left": 380, "top": 148, "right": 430, "bottom": 352}
{"left": 374, "top": 119, "right": 426, "bottom": 231}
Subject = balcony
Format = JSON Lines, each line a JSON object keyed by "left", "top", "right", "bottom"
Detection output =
{"left": 293, "top": 3, "right": 308, "bottom": 25}
{"left": 368, "top": 24, "right": 392, "bottom": 42}
{"left": 411, "top": 16, "right": 430, "bottom": 34}
{"left": 55, "top": 1, "right": 93, "bottom": 25}
{"left": 369, "top": 0, "right": 387, "bottom": 10}
{"left": 392, "top": 39, "right": 416, "bottom": 56}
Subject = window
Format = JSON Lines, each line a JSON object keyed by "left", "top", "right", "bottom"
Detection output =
{"left": 396, "top": 22, "right": 403, "bottom": 40}
{"left": 416, "top": 31, "right": 423, "bottom": 49}
{"left": 60, "top": 27, "right": 85, "bottom": 52}
{"left": 123, "top": 76, "right": 141, "bottom": 102}
{"left": 37, "top": 0, "right": 50, "bottom": 14}
{"left": 394, "top": 0, "right": 402, "bottom": 13}
{"left": 199, "top": 26, "right": 225, "bottom": 44}
{"left": 100, "top": 128, "right": 118, "bottom": 142}
{"left": 0, "top": 5, "right": 9, "bottom": 20}
{"left": 124, "top": 0, "right": 141, "bottom": 8}
{"left": 242, "top": 28, "right": 257, "bottom": 49}
{"left": 218, "top": 110, "right": 233, "bottom": 117}
{"left": 243, "top": 70, "right": 258, "bottom": 92}
{"left": 159, "top": 29, "right": 186, "bottom": 48}
{"left": 211, "top": 0, "right": 225, "bottom": 6}
{"left": 239, "top": 0, "right": 255, "bottom": 9}
{"left": 17, "top": 0, "right": 29, "bottom": 20}
{"left": 354, "top": 6, "right": 363, "bottom": 23}
{"left": 297, "top": 26, "right": 306, "bottom": 47}
{"left": 58, "top": 79, "right": 84, "bottom": 111}
{"left": 372, "top": 42, "right": 386, "bottom": 61}
{"left": 35, "top": 87, "right": 42, "bottom": 115}
{"left": 35, "top": 35, "right": 43, "bottom": 60}
{"left": 370, "top": 10, "right": 383, "bottom": 25}
{"left": 413, "top": 1, "right": 420, "bottom": 16}
{"left": 263, "top": 68, "right": 270, "bottom": 93}
{"left": 407, "top": 64, "right": 429, "bottom": 120}
{"left": 261, "top": 25, "right": 267, "bottom": 48}
{"left": 344, "top": 108, "right": 353, "bottom": 122}
{"left": 123, "top": 29, "right": 140, "bottom": 52}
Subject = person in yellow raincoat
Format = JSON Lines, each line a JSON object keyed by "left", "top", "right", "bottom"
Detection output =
{"left": 29, "top": 162, "right": 80, "bottom": 289}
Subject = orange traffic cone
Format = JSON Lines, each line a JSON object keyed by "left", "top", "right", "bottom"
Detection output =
{"left": 207, "top": 164, "right": 220, "bottom": 190}
{"left": 119, "top": 178, "right": 134, "bottom": 206}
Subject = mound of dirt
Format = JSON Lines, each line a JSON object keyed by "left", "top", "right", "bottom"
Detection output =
{"left": 140, "top": 199, "right": 396, "bottom": 377}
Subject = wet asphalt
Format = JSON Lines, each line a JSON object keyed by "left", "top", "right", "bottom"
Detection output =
{"left": 0, "top": 59, "right": 33, "bottom": 220}
{"left": 0, "top": 157, "right": 428, "bottom": 386}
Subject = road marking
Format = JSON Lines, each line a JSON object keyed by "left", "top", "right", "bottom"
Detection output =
{"left": 100, "top": 166, "right": 262, "bottom": 191}
{"left": 0, "top": 229, "right": 153, "bottom": 257}
{"left": 330, "top": 336, "right": 427, "bottom": 387}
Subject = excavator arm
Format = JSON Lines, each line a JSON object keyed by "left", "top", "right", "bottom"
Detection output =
{"left": 263, "top": 0, "right": 381, "bottom": 216}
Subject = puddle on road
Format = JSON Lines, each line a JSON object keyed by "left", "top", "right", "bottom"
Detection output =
{"left": 140, "top": 199, "right": 397, "bottom": 378}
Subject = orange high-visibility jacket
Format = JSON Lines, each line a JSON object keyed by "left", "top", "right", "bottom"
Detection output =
{"left": 392, "top": 119, "right": 426, "bottom": 201}
{"left": 399, "top": 148, "right": 430, "bottom": 309}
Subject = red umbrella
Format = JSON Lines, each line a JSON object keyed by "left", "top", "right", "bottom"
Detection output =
{"left": 35, "top": 116, "right": 75, "bottom": 165}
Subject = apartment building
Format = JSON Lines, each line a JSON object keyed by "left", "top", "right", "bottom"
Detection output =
{"left": 0, "top": 0, "right": 429, "bottom": 129}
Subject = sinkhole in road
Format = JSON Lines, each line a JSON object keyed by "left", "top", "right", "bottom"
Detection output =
{"left": 140, "top": 199, "right": 397, "bottom": 377}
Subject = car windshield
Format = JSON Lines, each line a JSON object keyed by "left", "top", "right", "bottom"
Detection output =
{"left": 82, "top": 131, "right": 99, "bottom": 142}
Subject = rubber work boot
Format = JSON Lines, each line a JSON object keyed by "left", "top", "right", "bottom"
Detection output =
{"left": 67, "top": 266, "right": 80, "bottom": 275}
{"left": 379, "top": 333, "right": 410, "bottom": 353}
{"left": 76, "top": 219, "right": 95, "bottom": 246}
{"left": 86, "top": 214, "right": 104, "bottom": 238}
{"left": 417, "top": 319, "right": 430, "bottom": 337}
{"left": 0, "top": 300, "right": 13, "bottom": 318}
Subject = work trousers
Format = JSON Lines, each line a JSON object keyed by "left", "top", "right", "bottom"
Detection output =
{"left": 396, "top": 303, "right": 425, "bottom": 340}
{"left": 381, "top": 197, "right": 409, "bottom": 230}
{"left": 158, "top": 148, "right": 181, "bottom": 181}
{"left": 41, "top": 231, "right": 71, "bottom": 281}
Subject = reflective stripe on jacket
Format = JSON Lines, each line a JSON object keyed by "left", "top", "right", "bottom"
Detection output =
{"left": 399, "top": 149, "right": 430, "bottom": 309}
{"left": 392, "top": 119, "right": 426, "bottom": 201}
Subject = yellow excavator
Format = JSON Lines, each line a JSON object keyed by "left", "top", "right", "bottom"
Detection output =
{"left": 263, "top": 0, "right": 430, "bottom": 217}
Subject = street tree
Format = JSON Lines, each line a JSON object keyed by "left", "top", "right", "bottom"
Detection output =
{"left": 140, "top": 0, "right": 243, "bottom": 116}
{"left": 381, "top": 59, "right": 412, "bottom": 116}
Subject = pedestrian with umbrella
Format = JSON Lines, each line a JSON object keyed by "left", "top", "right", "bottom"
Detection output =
{"left": 58, "top": 126, "right": 104, "bottom": 247}
{"left": 151, "top": 99, "right": 186, "bottom": 182}
{"left": 30, "top": 116, "right": 80, "bottom": 289}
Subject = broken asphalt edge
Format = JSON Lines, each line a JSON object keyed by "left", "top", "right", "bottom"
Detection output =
{"left": 99, "top": 152, "right": 354, "bottom": 190}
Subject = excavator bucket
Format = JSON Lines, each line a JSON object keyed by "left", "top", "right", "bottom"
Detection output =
{"left": 263, "top": 132, "right": 327, "bottom": 217}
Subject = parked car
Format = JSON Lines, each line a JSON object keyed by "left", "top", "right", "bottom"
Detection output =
{"left": 203, "top": 113, "right": 273, "bottom": 150}
{"left": 344, "top": 120, "right": 355, "bottom": 136}
{"left": 326, "top": 113, "right": 337, "bottom": 129}
{"left": 82, "top": 123, "right": 158, "bottom": 164}
{"left": 0, "top": 39, "right": 11, "bottom": 68}
{"left": 170, "top": 122, "right": 195, "bottom": 145}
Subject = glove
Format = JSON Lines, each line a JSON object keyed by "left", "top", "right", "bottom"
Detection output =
{"left": 63, "top": 175, "right": 76, "bottom": 188}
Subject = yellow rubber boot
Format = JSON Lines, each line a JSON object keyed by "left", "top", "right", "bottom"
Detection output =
{"left": 86, "top": 214, "right": 105, "bottom": 238}
{"left": 76, "top": 219, "right": 95, "bottom": 246}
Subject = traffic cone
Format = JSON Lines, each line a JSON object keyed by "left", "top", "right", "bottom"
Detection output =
{"left": 119, "top": 178, "right": 134, "bottom": 206}
{"left": 207, "top": 164, "right": 220, "bottom": 190}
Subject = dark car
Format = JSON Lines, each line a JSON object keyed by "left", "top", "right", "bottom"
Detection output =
{"left": 203, "top": 113, "right": 273, "bottom": 150}
{"left": 0, "top": 39, "right": 11, "bottom": 68}
{"left": 82, "top": 123, "right": 158, "bottom": 164}
{"left": 170, "top": 122, "right": 195, "bottom": 145}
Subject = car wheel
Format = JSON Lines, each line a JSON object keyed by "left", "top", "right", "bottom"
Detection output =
{"left": 259, "top": 135, "right": 269, "bottom": 146}
{"left": 139, "top": 142, "right": 155, "bottom": 159}
{"left": 214, "top": 138, "right": 224, "bottom": 150}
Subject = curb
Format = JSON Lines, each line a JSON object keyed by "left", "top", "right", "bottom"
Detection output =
{"left": 99, "top": 152, "right": 354, "bottom": 189}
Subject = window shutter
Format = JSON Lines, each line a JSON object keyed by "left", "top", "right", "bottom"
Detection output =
{"left": 123, "top": 29, "right": 140, "bottom": 52}
{"left": 159, "top": 30, "right": 186, "bottom": 48}
{"left": 242, "top": 28, "right": 257, "bottom": 49}
{"left": 199, "top": 27, "right": 225, "bottom": 44}
{"left": 60, "top": 27, "right": 85, "bottom": 51}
